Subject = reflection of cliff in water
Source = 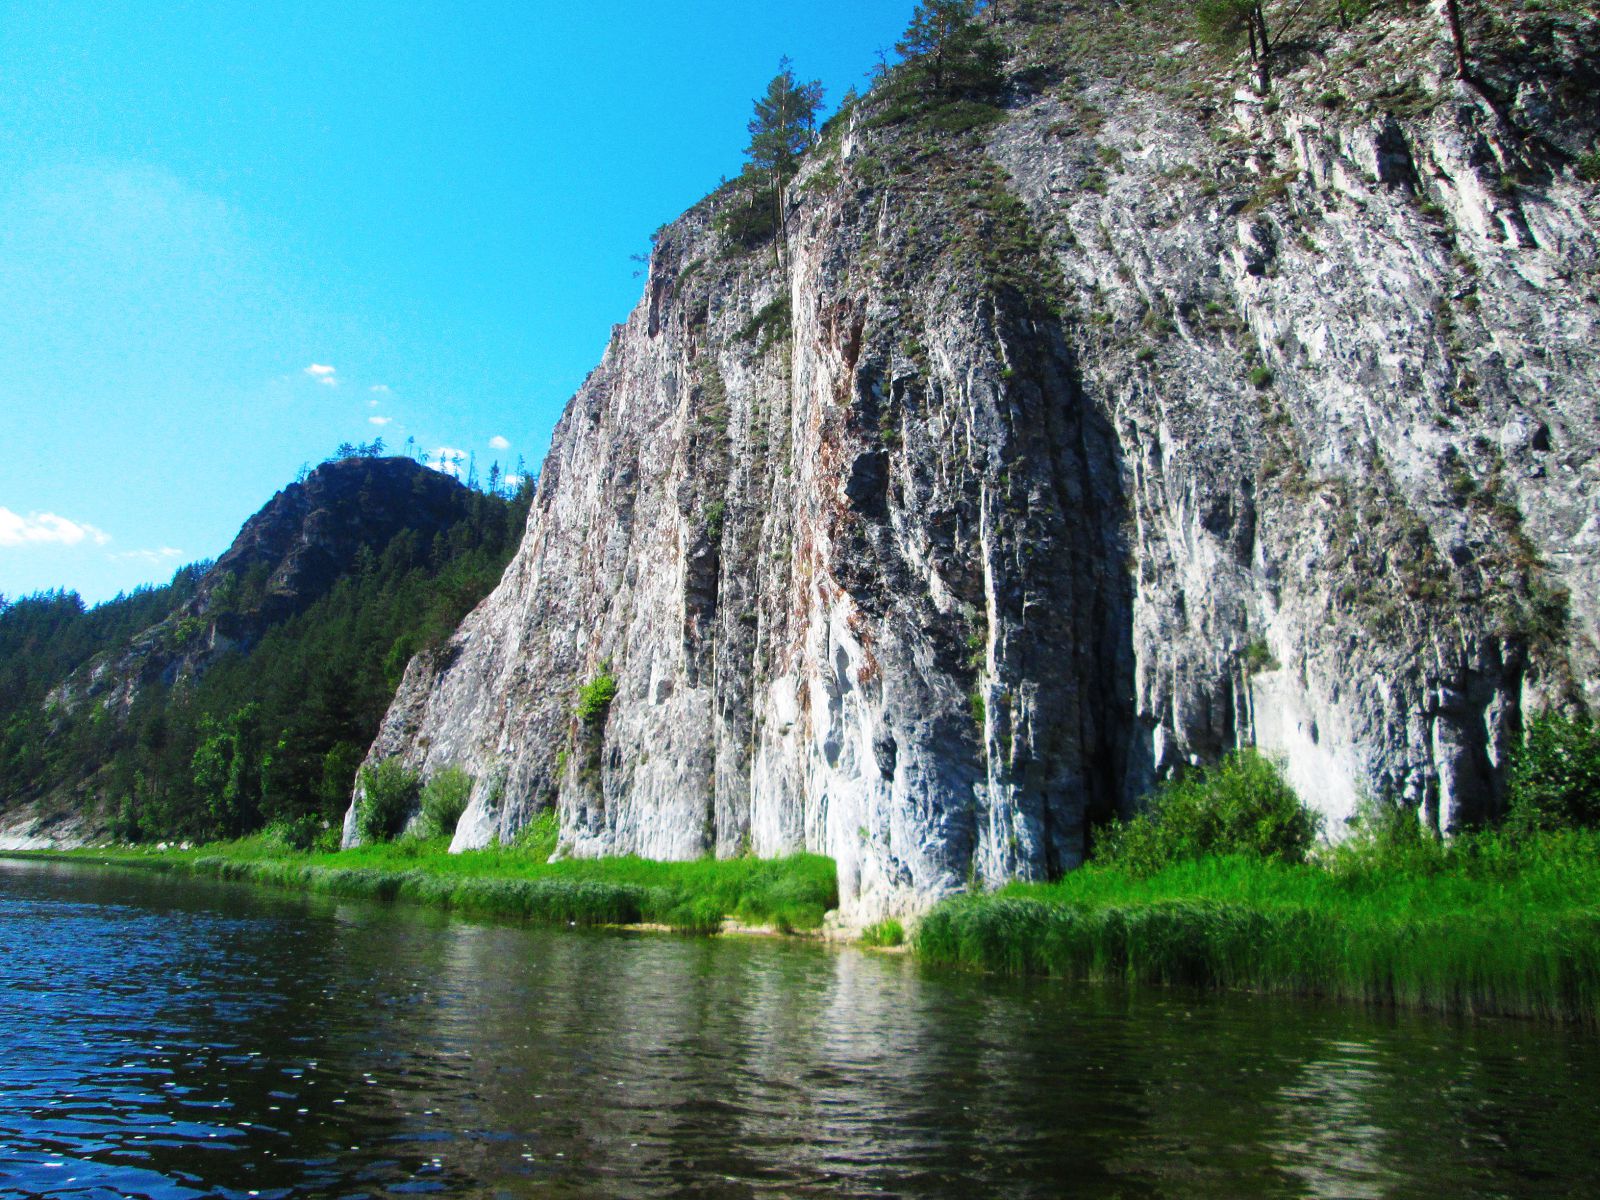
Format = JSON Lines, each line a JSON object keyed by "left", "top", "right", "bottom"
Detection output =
{"left": 2, "top": 859, "right": 1598, "bottom": 1197}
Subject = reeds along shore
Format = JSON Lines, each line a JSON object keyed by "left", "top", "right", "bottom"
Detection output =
{"left": 32, "top": 817, "right": 1600, "bottom": 1024}
{"left": 914, "top": 833, "right": 1600, "bottom": 1024}
{"left": 57, "top": 840, "right": 839, "bottom": 934}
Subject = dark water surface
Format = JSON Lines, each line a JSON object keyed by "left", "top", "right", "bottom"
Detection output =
{"left": 3, "top": 859, "right": 1599, "bottom": 1199}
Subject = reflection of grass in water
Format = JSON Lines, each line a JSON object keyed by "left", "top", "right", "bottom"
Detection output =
{"left": 916, "top": 831, "right": 1600, "bottom": 1024}
{"left": 62, "top": 837, "right": 837, "bottom": 934}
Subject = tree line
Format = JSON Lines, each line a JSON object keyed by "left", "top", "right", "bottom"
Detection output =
{"left": 304, "top": 437, "right": 534, "bottom": 501}
{"left": 727, "top": 0, "right": 1515, "bottom": 239}
{"left": 720, "top": 1, "right": 1005, "bottom": 253}
{"left": 1196, "top": 0, "right": 1496, "bottom": 96}
{"left": 0, "top": 468, "right": 533, "bottom": 847}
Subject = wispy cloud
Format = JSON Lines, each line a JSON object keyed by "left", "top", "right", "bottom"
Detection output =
{"left": 489, "top": 435, "right": 511, "bottom": 450}
{"left": 368, "top": 415, "right": 392, "bottom": 426}
{"left": 0, "top": 507, "right": 111, "bottom": 548}
{"left": 369, "top": 384, "right": 390, "bottom": 395}
{"left": 304, "top": 363, "right": 338, "bottom": 387}
{"left": 111, "top": 546, "right": 183, "bottom": 565}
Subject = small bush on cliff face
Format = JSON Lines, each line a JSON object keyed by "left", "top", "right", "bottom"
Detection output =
{"left": 576, "top": 670, "right": 619, "bottom": 727}
{"left": 419, "top": 766, "right": 473, "bottom": 840}
{"left": 713, "top": 179, "right": 779, "bottom": 248}
{"left": 357, "top": 759, "right": 419, "bottom": 843}
{"left": 736, "top": 295, "right": 791, "bottom": 353}
{"left": 1095, "top": 750, "right": 1320, "bottom": 875}
{"left": 1507, "top": 713, "right": 1600, "bottom": 833}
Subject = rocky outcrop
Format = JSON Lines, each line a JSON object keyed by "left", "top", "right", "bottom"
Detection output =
{"left": 54, "top": 457, "right": 477, "bottom": 715}
{"left": 353, "top": 1, "right": 1599, "bottom": 921}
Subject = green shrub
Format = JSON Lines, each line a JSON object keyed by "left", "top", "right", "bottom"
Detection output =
{"left": 419, "top": 766, "right": 473, "bottom": 840}
{"left": 1095, "top": 750, "right": 1321, "bottom": 875}
{"left": 357, "top": 759, "right": 420, "bottom": 843}
{"left": 736, "top": 295, "right": 791, "bottom": 352}
{"left": 311, "top": 823, "right": 343, "bottom": 853}
{"left": 1577, "top": 150, "right": 1600, "bottom": 184}
{"left": 713, "top": 181, "right": 778, "bottom": 249}
{"left": 1249, "top": 365, "right": 1275, "bottom": 389}
{"left": 1241, "top": 639, "right": 1278, "bottom": 673}
{"left": 1328, "top": 797, "right": 1445, "bottom": 877}
{"left": 1507, "top": 713, "right": 1600, "bottom": 832}
{"left": 861, "top": 918, "right": 906, "bottom": 947}
{"left": 514, "top": 808, "right": 560, "bottom": 862}
{"left": 262, "top": 815, "right": 322, "bottom": 851}
{"left": 576, "top": 671, "right": 619, "bottom": 727}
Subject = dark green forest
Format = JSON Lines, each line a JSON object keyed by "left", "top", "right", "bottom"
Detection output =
{"left": 0, "top": 468, "right": 531, "bottom": 847}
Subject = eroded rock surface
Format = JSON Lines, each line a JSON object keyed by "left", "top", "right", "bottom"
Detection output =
{"left": 352, "top": 2, "right": 1600, "bottom": 921}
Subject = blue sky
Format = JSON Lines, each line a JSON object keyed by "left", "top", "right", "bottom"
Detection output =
{"left": 0, "top": 0, "right": 913, "bottom": 604}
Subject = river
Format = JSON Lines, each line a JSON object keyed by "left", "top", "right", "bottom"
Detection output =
{"left": 2, "top": 857, "right": 1598, "bottom": 1198}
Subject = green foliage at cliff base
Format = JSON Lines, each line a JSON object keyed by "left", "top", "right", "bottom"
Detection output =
{"left": 61, "top": 840, "right": 837, "bottom": 935}
{"left": 916, "top": 829, "right": 1600, "bottom": 1024}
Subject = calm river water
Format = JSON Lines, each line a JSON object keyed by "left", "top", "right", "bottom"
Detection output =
{"left": 2, "top": 858, "right": 1599, "bottom": 1199}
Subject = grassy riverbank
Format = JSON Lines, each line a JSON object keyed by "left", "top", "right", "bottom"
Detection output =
{"left": 18, "top": 828, "right": 1600, "bottom": 1022}
{"left": 916, "top": 830, "right": 1600, "bottom": 1023}
{"left": 46, "top": 837, "right": 839, "bottom": 933}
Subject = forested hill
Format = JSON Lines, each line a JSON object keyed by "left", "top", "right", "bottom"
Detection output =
{"left": 0, "top": 456, "right": 532, "bottom": 848}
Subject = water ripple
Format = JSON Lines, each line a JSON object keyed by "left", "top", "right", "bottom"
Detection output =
{"left": 4, "top": 858, "right": 1600, "bottom": 1198}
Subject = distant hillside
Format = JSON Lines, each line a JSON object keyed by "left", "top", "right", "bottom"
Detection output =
{"left": 0, "top": 456, "right": 531, "bottom": 847}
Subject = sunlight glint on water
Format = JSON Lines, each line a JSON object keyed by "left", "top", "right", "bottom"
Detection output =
{"left": 1, "top": 856, "right": 1598, "bottom": 1199}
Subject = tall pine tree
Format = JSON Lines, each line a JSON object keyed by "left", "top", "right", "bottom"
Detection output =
{"left": 895, "top": 0, "right": 1002, "bottom": 99}
{"left": 745, "top": 58, "right": 824, "bottom": 266}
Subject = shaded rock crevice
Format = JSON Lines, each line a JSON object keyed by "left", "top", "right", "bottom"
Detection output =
{"left": 350, "top": 3, "right": 1598, "bottom": 918}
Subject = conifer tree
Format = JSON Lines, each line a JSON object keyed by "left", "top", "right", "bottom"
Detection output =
{"left": 745, "top": 58, "right": 824, "bottom": 266}
{"left": 895, "top": 0, "right": 1002, "bottom": 99}
{"left": 1195, "top": 0, "right": 1273, "bottom": 94}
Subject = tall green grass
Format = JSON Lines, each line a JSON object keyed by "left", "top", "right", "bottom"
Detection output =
{"left": 61, "top": 838, "right": 838, "bottom": 934}
{"left": 916, "top": 832, "right": 1600, "bottom": 1023}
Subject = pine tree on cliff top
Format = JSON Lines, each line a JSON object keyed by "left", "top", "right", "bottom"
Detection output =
{"left": 745, "top": 57, "right": 824, "bottom": 266}
{"left": 746, "top": 57, "right": 824, "bottom": 186}
{"left": 895, "top": 0, "right": 1002, "bottom": 98}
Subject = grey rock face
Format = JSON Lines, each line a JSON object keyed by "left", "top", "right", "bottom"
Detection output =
{"left": 351, "top": 5, "right": 1599, "bottom": 921}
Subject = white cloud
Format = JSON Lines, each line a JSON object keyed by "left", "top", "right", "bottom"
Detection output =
{"left": 367, "top": 399, "right": 381, "bottom": 408}
{"left": 368, "top": 415, "right": 392, "bottom": 426}
{"left": 502, "top": 474, "right": 524, "bottom": 491}
{"left": 0, "top": 507, "right": 111, "bottom": 548}
{"left": 489, "top": 435, "right": 511, "bottom": 450}
{"left": 112, "top": 546, "right": 183, "bottom": 565}
{"left": 305, "top": 363, "right": 338, "bottom": 387}
{"left": 370, "top": 384, "right": 390, "bottom": 394}
{"left": 427, "top": 446, "right": 467, "bottom": 478}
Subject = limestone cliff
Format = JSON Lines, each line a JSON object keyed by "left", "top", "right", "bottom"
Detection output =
{"left": 351, "top": 0, "right": 1600, "bottom": 920}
